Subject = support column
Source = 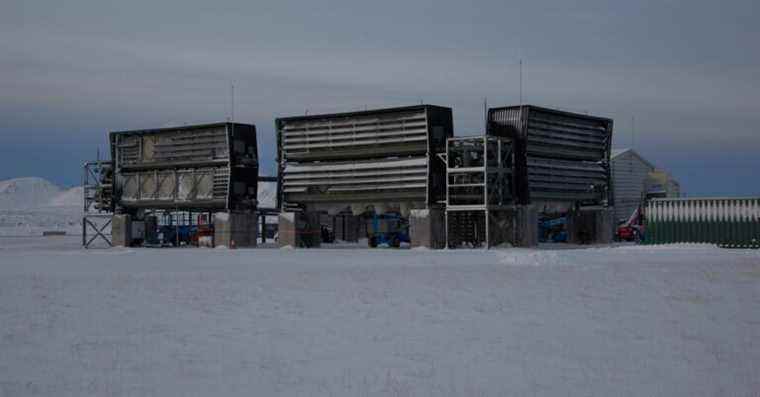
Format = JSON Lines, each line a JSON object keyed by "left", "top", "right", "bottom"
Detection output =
{"left": 145, "top": 215, "right": 158, "bottom": 245}
{"left": 595, "top": 207, "right": 614, "bottom": 244}
{"left": 409, "top": 208, "right": 445, "bottom": 249}
{"left": 277, "top": 211, "right": 321, "bottom": 248}
{"left": 513, "top": 205, "right": 538, "bottom": 247}
{"left": 567, "top": 207, "right": 614, "bottom": 245}
{"left": 214, "top": 211, "right": 258, "bottom": 248}
{"left": 260, "top": 214, "right": 267, "bottom": 243}
{"left": 112, "top": 214, "right": 132, "bottom": 247}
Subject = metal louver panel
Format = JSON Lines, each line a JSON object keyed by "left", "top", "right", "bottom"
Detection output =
{"left": 527, "top": 158, "right": 607, "bottom": 200}
{"left": 110, "top": 122, "right": 258, "bottom": 211}
{"left": 282, "top": 157, "right": 428, "bottom": 203}
{"left": 280, "top": 108, "right": 429, "bottom": 161}
{"left": 277, "top": 105, "right": 453, "bottom": 208}
{"left": 488, "top": 105, "right": 613, "bottom": 204}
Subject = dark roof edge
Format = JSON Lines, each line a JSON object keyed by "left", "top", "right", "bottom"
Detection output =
{"left": 489, "top": 104, "right": 613, "bottom": 123}
{"left": 611, "top": 148, "right": 657, "bottom": 170}
{"left": 276, "top": 104, "right": 451, "bottom": 123}
{"left": 110, "top": 122, "right": 255, "bottom": 135}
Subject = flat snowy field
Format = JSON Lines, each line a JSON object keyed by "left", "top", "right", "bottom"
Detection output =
{"left": 1, "top": 237, "right": 758, "bottom": 396}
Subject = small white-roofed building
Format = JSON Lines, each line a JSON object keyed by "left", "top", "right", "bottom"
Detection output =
{"left": 611, "top": 148, "right": 680, "bottom": 223}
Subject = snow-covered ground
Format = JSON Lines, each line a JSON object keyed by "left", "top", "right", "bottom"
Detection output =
{"left": 1, "top": 238, "right": 758, "bottom": 396}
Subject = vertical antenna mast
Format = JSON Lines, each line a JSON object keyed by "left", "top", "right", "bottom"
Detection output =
{"left": 519, "top": 59, "right": 523, "bottom": 106}
{"left": 631, "top": 115, "right": 635, "bottom": 149}
{"left": 231, "top": 82, "right": 235, "bottom": 122}
{"left": 483, "top": 97, "right": 488, "bottom": 132}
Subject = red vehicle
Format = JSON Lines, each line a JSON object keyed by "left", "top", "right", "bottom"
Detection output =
{"left": 616, "top": 207, "right": 645, "bottom": 242}
{"left": 617, "top": 224, "right": 636, "bottom": 241}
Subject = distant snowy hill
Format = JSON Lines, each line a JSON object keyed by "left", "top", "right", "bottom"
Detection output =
{"left": 0, "top": 177, "right": 83, "bottom": 236}
{"left": 0, "top": 177, "right": 278, "bottom": 235}
{"left": 258, "top": 181, "right": 277, "bottom": 208}
{"left": 0, "top": 177, "right": 63, "bottom": 210}
{"left": 1, "top": 176, "right": 273, "bottom": 211}
{"left": 48, "top": 186, "right": 84, "bottom": 208}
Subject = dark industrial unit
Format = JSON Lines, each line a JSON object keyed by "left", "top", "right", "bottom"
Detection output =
{"left": 276, "top": 105, "right": 453, "bottom": 247}
{"left": 103, "top": 122, "right": 261, "bottom": 247}
{"left": 82, "top": 103, "right": 617, "bottom": 250}
{"left": 277, "top": 105, "right": 452, "bottom": 210}
{"left": 488, "top": 105, "right": 613, "bottom": 206}
{"left": 110, "top": 122, "right": 259, "bottom": 213}
{"left": 443, "top": 105, "right": 615, "bottom": 247}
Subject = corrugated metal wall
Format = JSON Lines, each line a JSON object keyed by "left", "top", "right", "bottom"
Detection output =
{"left": 611, "top": 150, "right": 654, "bottom": 222}
{"left": 488, "top": 105, "right": 613, "bottom": 205}
{"left": 277, "top": 106, "right": 452, "bottom": 210}
{"left": 645, "top": 198, "right": 760, "bottom": 248}
{"left": 110, "top": 123, "right": 258, "bottom": 211}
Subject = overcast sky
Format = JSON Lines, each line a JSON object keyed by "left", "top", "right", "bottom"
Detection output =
{"left": 2, "top": 0, "right": 758, "bottom": 196}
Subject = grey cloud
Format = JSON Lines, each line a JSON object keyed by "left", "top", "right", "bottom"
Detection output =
{"left": 1, "top": 0, "right": 758, "bottom": 194}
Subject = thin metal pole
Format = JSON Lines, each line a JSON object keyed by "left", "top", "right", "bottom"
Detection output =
{"left": 519, "top": 59, "right": 523, "bottom": 106}
{"left": 483, "top": 97, "right": 488, "bottom": 133}
{"left": 485, "top": 209, "right": 490, "bottom": 249}
{"left": 631, "top": 116, "right": 635, "bottom": 149}
{"left": 175, "top": 208, "right": 179, "bottom": 247}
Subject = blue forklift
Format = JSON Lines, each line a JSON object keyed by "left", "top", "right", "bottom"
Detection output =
{"left": 367, "top": 212, "right": 410, "bottom": 248}
{"left": 538, "top": 216, "right": 568, "bottom": 243}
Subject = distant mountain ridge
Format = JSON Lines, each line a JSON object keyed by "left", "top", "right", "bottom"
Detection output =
{"left": 0, "top": 177, "right": 280, "bottom": 235}
{"left": 258, "top": 181, "right": 277, "bottom": 208}
{"left": 1, "top": 177, "right": 277, "bottom": 211}
{"left": 0, "top": 177, "right": 81, "bottom": 210}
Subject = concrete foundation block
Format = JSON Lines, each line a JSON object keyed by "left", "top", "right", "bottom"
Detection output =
{"left": 514, "top": 205, "right": 538, "bottom": 247}
{"left": 214, "top": 211, "right": 258, "bottom": 248}
{"left": 144, "top": 216, "right": 158, "bottom": 245}
{"left": 277, "top": 212, "right": 321, "bottom": 248}
{"left": 568, "top": 207, "right": 614, "bottom": 245}
{"left": 487, "top": 211, "right": 511, "bottom": 248}
{"left": 595, "top": 207, "right": 614, "bottom": 244}
{"left": 410, "top": 208, "right": 445, "bottom": 249}
{"left": 333, "top": 214, "right": 360, "bottom": 242}
{"left": 278, "top": 212, "right": 297, "bottom": 247}
{"left": 485, "top": 207, "right": 537, "bottom": 248}
{"left": 112, "top": 214, "right": 132, "bottom": 247}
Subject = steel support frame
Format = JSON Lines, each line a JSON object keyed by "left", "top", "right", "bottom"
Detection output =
{"left": 83, "top": 214, "right": 113, "bottom": 248}
{"left": 444, "top": 136, "right": 513, "bottom": 248}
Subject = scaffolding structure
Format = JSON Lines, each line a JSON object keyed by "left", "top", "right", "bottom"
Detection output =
{"left": 82, "top": 160, "right": 114, "bottom": 248}
{"left": 445, "top": 135, "right": 514, "bottom": 248}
